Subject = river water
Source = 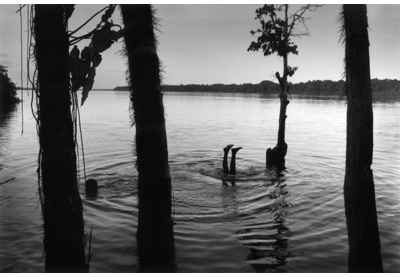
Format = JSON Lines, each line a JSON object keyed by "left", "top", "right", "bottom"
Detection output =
{"left": 0, "top": 91, "right": 399, "bottom": 272}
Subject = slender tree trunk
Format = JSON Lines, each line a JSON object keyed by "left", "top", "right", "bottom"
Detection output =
{"left": 34, "top": 4, "right": 86, "bottom": 272}
{"left": 343, "top": 4, "right": 383, "bottom": 272}
{"left": 120, "top": 4, "right": 176, "bottom": 272}
{"left": 266, "top": 56, "right": 289, "bottom": 169}
{"left": 266, "top": 5, "right": 290, "bottom": 169}
{"left": 277, "top": 53, "right": 289, "bottom": 148}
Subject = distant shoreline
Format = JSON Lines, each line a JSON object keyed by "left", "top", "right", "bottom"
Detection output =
{"left": 113, "top": 79, "right": 400, "bottom": 102}
{"left": 17, "top": 88, "right": 115, "bottom": 91}
{"left": 16, "top": 78, "right": 400, "bottom": 102}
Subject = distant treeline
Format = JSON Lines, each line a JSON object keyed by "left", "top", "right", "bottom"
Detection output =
{"left": 1, "top": 65, "right": 20, "bottom": 109}
{"left": 114, "top": 79, "right": 400, "bottom": 100}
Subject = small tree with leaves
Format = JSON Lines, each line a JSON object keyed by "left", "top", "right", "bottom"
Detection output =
{"left": 248, "top": 4, "right": 321, "bottom": 168}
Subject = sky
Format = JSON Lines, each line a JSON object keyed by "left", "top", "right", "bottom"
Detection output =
{"left": 0, "top": 2, "right": 399, "bottom": 90}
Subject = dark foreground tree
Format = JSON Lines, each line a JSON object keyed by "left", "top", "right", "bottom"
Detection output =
{"left": 34, "top": 5, "right": 86, "bottom": 272}
{"left": 248, "top": 4, "right": 321, "bottom": 168}
{"left": 341, "top": 4, "right": 383, "bottom": 272}
{"left": 0, "top": 65, "right": 20, "bottom": 111}
{"left": 120, "top": 4, "right": 176, "bottom": 272}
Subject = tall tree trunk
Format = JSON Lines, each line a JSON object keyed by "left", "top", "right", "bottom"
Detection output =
{"left": 342, "top": 4, "right": 383, "bottom": 272}
{"left": 277, "top": 53, "right": 289, "bottom": 148}
{"left": 34, "top": 4, "right": 86, "bottom": 272}
{"left": 266, "top": 4, "right": 290, "bottom": 169}
{"left": 120, "top": 4, "right": 176, "bottom": 272}
{"left": 266, "top": 59, "right": 289, "bottom": 169}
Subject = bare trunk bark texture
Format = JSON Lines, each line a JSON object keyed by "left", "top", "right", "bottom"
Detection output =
{"left": 34, "top": 4, "right": 86, "bottom": 272}
{"left": 266, "top": 57, "right": 289, "bottom": 169}
{"left": 343, "top": 4, "right": 383, "bottom": 273}
{"left": 120, "top": 4, "right": 176, "bottom": 272}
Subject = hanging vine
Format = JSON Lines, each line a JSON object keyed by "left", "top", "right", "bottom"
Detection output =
{"left": 26, "top": 4, "right": 125, "bottom": 213}
{"left": 25, "top": 7, "right": 125, "bottom": 268}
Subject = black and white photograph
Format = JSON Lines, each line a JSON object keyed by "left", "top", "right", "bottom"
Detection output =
{"left": 0, "top": 1, "right": 399, "bottom": 273}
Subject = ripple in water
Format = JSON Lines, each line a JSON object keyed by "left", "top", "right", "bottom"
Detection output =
{"left": 1, "top": 92, "right": 399, "bottom": 272}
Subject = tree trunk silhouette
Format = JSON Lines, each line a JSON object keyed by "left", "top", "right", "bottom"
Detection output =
{"left": 342, "top": 4, "right": 383, "bottom": 272}
{"left": 266, "top": 62, "right": 289, "bottom": 169}
{"left": 120, "top": 4, "right": 176, "bottom": 272}
{"left": 34, "top": 4, "right": 86, "bottom": 272}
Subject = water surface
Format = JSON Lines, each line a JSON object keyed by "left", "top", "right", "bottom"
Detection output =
{"left": 0, "top": 91, "right": 399, "bottom": 272}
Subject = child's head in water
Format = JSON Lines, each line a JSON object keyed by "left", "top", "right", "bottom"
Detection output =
{"left": 85, "top": 178, "right": 98, "bottom": 192}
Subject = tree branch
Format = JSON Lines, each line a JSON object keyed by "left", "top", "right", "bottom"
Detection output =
{"left": 286, "top": 4, "right": 323, "bottom": 38}
{"left": 284, "top": 4, "right": 288, "bottom": 39}
{"left": 269, "top": 12, "right": 277, "bottom": 30}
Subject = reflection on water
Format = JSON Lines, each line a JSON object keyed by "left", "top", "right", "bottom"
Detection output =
{"left": 85, "top": 189, "right": 99, "bottom": 199}
{"left": 196, "top": 155, "right": 293, "bottom": 272}
{"left": 218, "top": 167, "right": 292, "bottom": 272}
{"left": 240, "top": 173, "right": 291, "bottom": 272}
{"left": 1, "top": 102, "right": 44, "bottom": 273}
{"left": 1, "top": 91, "right": 399, "bottom": 272}
{"left": 0, "top": 104, "right": 18, "bottom": 149}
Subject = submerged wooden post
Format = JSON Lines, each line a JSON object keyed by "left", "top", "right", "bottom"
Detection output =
{"left": 120, "top": 4, "right": 176, "bottom": 272}
{"left": 342, "top": 4, "right": 383, "bottom": 272}
{"left": 34, "top": 4, "right": 86, "bottom": 272}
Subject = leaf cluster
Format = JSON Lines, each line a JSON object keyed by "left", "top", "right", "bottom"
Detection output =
{"left": 287, "top": 66, "right": 298, "bottom": 77}
{"left": 248, "top": 5, "right": 298, "bottom": 57}
{"left": 68, "top": 5, "right": 123, "bottom": 105}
